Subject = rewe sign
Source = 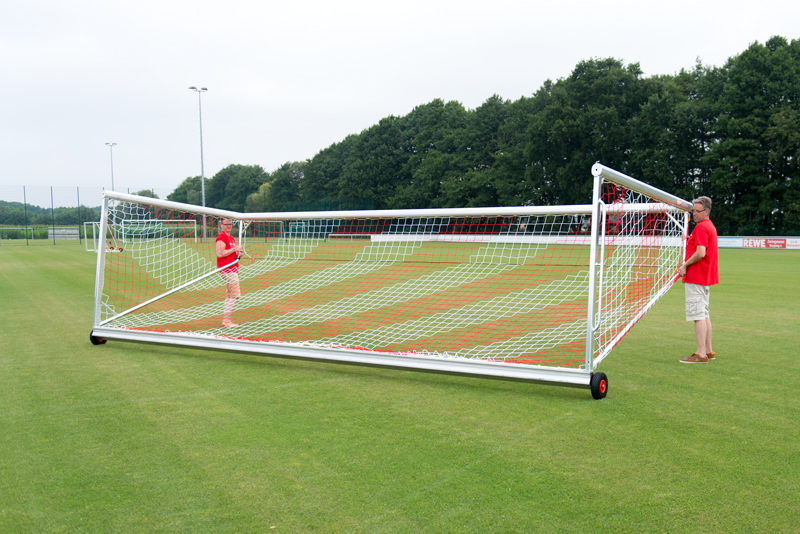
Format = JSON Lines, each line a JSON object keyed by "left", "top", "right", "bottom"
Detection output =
{"left": 719, "top": 237, "right": 800, "bottom": 249}
{"left": 743, "top": 238, "right": 787, "bottom": 249}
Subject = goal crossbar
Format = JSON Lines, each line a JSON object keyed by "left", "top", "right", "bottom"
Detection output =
{"left": 100, "top": 192, "right": 683, "bottom": 220}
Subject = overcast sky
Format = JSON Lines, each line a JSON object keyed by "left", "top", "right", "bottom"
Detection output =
{"left": 1, "top": 0, "right": 798, "bottom": 197}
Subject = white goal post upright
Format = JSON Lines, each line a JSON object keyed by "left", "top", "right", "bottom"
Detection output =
{"left": 90, "top": 164, "right": 692, "bottom": 398}
{"left": 92, "top": 197, "right": 111, "bottom": 329}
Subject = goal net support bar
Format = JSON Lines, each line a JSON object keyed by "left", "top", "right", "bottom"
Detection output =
{"left": 91, "top": 164, "right": 691, "bottom": 392}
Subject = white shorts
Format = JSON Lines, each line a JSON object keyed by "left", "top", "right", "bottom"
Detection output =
{"left": 220, "top": 270, "right": 239, "bottom": 285}
{"left": 685, "top": 283, "right": 710, "bottom": 321}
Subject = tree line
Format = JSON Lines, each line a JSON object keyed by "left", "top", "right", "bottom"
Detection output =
{"left": 166, "top": 36, "right": 798, "bottom": 235}
{"left": 0, "top": 188, "right": 157, "bottom": 228}
{"left": 0, "top": 201, "right": 101, "bottom": 227}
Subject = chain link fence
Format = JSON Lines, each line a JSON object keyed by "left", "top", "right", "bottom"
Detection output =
{"left": 1, "top": 186, "right": 375, "bottom": 247}
{"left": 0, "top": 186, "right": 173, "bottom": 246}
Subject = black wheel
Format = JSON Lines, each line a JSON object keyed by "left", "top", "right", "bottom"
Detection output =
{"left": 90, "top": 333, "right": 107, "bottom": 345}
{"left": 590, "top": 372, "right": 608, "bottom": 400}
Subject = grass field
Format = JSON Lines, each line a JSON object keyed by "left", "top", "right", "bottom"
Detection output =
{"left": 1, "top": 245, "right": 799, "bottom": 533}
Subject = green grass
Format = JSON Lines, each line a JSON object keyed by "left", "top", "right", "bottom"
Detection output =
{"left": 1, "top": 245, "right": 799, "bottom": 533}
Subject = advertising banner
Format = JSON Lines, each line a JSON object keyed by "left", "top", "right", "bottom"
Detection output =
{"left": 718, "top": 237, "right": 743, "bottom": 248}
{"left": 742, "top": 238, "right": 786, "bottom": 249}
{"left": 718, "top": 237, "right": 799, "bottom": 250}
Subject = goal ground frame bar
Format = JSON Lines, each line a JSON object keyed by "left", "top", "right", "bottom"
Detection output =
{"left": 89, "top": 326, "right": 594, "bottom": 388}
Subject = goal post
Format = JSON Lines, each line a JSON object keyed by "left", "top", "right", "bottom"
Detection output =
{"left": 90, "top": 164, "right": 691, "bottom": 398}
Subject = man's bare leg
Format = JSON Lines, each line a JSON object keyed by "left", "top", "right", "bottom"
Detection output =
{"left": 705, "top": 318, "right": 713, "bottom": 358}
{"left": 694, "top": 319, "right": 707, "bottom": 357}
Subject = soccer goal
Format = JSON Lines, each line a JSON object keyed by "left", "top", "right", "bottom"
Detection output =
{"left": 0, "top": 227, "right": 34, "bottom": 240}
{"left": 84, "top": 222, "right": 101, "bottom": 252}
{"left": 118, "top": 219, "right": 198, "bottom": 244}
{"left": 90, "top": 164, "right": 691, "bottom": 399}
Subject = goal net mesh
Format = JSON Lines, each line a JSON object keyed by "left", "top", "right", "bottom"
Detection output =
{"left": 97, "top": 191, "right": 684, "bottom": 369}
{"left": 592, "top": 183, "right": 685, "bottom": 362}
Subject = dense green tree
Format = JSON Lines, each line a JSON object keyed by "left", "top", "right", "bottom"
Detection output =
{"left": 628, "top": 68, "right": 710, "bottom": 201}
{"left": 766, "top": 104, "right": 800, "bottom": 226}
{"left": 0, "top": 203, "right": 26, "bottom": 226}
{"left": 207, "top": 164, "right": 269, "bottom": 211}
{"left": 302, "top": 140, "right": 349, "bottom": 200}
{"left": 267, "top": 161, "right": 306, "bottom": 211}
{"left": 337, "top": 116, "right": 408, "bottom": 208}
{"left": 706, "top": 36, "right": 800, "bottom": 232}
{"left": 391, "top": 99, "right": 469, "bottom": 208}
{"left": 167, "top": 176, "right": 207, "bottom": 206}
{"left": 492, "top": 94, "right": 546, "bottom": 206}
{"left": 246, "top": 181, "right": 271, "bottom": 213}
{"left": 0, "top": 202, "right": 100, "bottom": 226}
{"left": 439, "top": 95, "right": 507, "bottom": 207}
{"left": 525, "top": 59, "right": 660, "bottom": 205}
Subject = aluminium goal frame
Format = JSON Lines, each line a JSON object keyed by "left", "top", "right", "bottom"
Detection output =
{"left": 90, "top": 164, "right": 692, "bottom": 391}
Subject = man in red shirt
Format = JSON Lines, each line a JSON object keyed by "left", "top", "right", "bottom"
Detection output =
{"left": 216, "top": 218, "right": 243, "bottom": 327}
{"left": 677, "top": 196, "right": 719, "bottom": 363}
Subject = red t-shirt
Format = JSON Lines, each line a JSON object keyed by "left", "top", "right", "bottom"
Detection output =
{"left": 216, "top": 232, "right": 239, "bottom": 273}
{"left": 684, "top": 218, "right": 718, "bottom": 286}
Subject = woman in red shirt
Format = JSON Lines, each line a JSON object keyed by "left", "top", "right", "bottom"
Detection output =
{"left": 216, "top": 218, "right": 243, "bottom": 327}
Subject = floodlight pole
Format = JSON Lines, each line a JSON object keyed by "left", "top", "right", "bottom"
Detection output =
{"left": 105, "top": 142, "right": 117, "bottom": 191}
{"left": 189, "top": 86, "right": 208, "bottom": 242}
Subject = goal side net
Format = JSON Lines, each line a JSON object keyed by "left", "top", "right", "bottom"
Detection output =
{"left": 90, "top": 164, "right": 691, "bottom": 390}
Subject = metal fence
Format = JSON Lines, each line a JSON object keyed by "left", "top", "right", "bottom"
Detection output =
{"left": 0, "top": 186, "right": 376, "bottom": 247}
{"left": 0, "top": 186, "right": 173, "bottom": 246}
